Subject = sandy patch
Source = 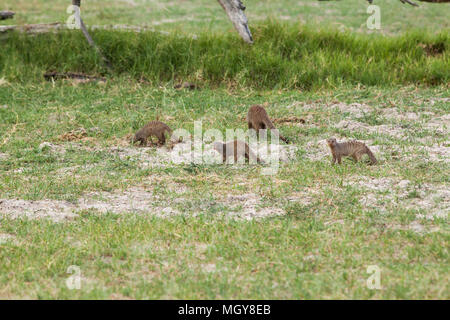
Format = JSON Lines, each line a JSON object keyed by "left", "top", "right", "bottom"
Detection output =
{"left": 335, "top": 120, "right": 405, "bottom": 139}
{"left": 223, "top": 193, "right": 285, "bottom": 220}
{"left": 290, "top": 101, "right": 373, "bottom": 117}
{"left": 330, "top": 102, "right": 373, "bottom": 118}
{"left": 286, "top": 188, "right": 320, "bottom": 206}
{"left": 345, "top": 177, "right": 449, "bottom": 220}
{"left": 423, "top": 114, "right": 450, "bottom": 135}
{"left": 0, "top": 188, "right": 286, "bottom": 222}
{"left": 425, "top": 97, "right": 450, "bottom": 106}
{"left": 0, "top": 187, "right": 180, "bottom": 222}
{"left": 0, "top": 153, "right": 7, "bottom": 160}
{"left": 381, "top": 108, "right": 421, "bottom": 121}
{"left": 0, "top": 199, "right": 79, "bottom": 222}
{"left": 0, "top": 233, "right": 17, "bottom": 245}
{"left": 390, "top": 221, "right": 441, "bottom": 234}
{"left": 38, "top": 142, "right": 68, "bottom": 154}
{"left": 389, "top": 143, "right": 450, "bottom": 163}
{"left": 303, "top": 138, "right": 331, "bottom": 162}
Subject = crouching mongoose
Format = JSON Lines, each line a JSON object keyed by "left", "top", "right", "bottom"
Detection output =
{"left": 247, "top": 105, "right": 290, "bottom": 143}
{"left": 213, "top": 140, "right": 263, "bottom": 164}
{"left": 326, "top": 138, "right": 377, "bottom": 165}
{"left": 132, "top": 121, "right": 173, "bottom": 146}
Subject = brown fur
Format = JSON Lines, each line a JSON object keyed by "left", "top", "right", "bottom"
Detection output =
{"left": 132, "top": 121, "right": 173, "bottom": 146}
{"left": 174, "top": 82, "right": 198, "bottom": 90}
{"left": 326, "top": 138, "right": 377, "bottom": 165}
{"left": 213, "top": 140, "right": 263, "bottom": 164}
{"left": 247, "top": 105, "right": 290, "bottom": 143}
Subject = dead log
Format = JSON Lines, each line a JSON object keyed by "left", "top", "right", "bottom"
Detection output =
{"left": 0, "top": 11, "right": 14, "bottom": 20}
{"left": 0, "top": 23, "right": 65, "bottom": 34}
{"left": 44, "top": 71, "right": 106, "bottom": 83}
{"left": 217, "top": 0, "right": 253, "bottom": 44}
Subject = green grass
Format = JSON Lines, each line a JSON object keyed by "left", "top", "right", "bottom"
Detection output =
{"left": 1, "top": 0, "right": 449, "bottom": 35}
{"left": 0, "top": 81, "right": 448, "bottom": 299}
{"left": 1, "top": 23, "right": 449, "bottom": 89}
{"left": 1, "top": 213, "right": 447, "bottom": 299}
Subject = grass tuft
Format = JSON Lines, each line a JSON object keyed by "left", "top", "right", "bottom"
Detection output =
{"left": 1, "top": 22, "right": 448, "bottom": 89}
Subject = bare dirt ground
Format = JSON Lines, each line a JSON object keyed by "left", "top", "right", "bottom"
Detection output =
{"left": 0, "top": 187, "right": 285, "bottom": 222}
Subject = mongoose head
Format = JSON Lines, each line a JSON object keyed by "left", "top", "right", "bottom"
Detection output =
{"left": 212, "top": 141, "right": 224, "bottom": 153}
{"left": 326, "top": 137, "right": 337, "bottom": 148}
{"left": 132, "top": 132, "right": 144, "bottom": 145}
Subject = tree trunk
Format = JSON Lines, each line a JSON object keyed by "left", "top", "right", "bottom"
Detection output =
{"left": 217, "top": 0, "right": 253, "bottom": 43}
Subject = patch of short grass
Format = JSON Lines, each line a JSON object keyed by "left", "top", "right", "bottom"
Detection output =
{"left": 0, "top": 213, "right": 448, "bottom": 299}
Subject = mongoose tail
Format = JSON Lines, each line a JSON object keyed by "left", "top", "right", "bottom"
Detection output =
{"left": 261, "top": 117, "right": 290, "bottom": 144}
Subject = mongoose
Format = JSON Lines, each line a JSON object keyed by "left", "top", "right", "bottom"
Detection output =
{"left": 213, "top": 140, "right": 263, "bottom": 164}
{"left": 326, "top": 138, "right": 377, "bottom": 165}
{"left": 132, "top": 121, "right": 173, "bottom": 146}
{"left": 247, "top": 105, "right": 290, "bottom": 143}
{"left": 174, "top": 82, "right": 198, "bottom": 90}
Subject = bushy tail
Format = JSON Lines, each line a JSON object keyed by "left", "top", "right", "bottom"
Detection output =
{"left": 279, "top": 135, "right": 290, "bottom": 144}
{"left": 366, "top": 147, "right": 377, "bottom": 165}
{"left": 264, "top": 119, "right": 290, "bottom": 144}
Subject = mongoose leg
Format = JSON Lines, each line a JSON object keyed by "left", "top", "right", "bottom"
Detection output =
{"left": 157, "top": 132, "right": 166, "bottom": 146}
{"left": 337, "top": 155, "right": 342, "bottom": 164}
{"left": 331, "top": 155, "right": 336, "bottom": 164}
{"left": 244, "top": 151, "right": 250, "bottom": 163}
{"left": 254, "top": 124, "right": 261, "bottom": 138}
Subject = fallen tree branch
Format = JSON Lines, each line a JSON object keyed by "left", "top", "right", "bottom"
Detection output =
{"left": 217, "top": 0, "right": 253, "bottom": 44}
{"left": 0, "top": 22, "right": 65, "bottom": 34}
{"left": 399, "top": 0, "right": 419, "bottom": 6}
{"left": 0, "top": 11, "right": 14, "bottom": 20}
{"left": 44, "top": 71, "right": 106, "bottom": 83}
{"left": 368, "top": 0, "right": 419, "bottom": 5}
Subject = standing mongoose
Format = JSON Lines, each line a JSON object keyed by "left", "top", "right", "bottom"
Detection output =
{"left": 213, "top": 140, "right": 263, "bottom": 164}
{"left": 326, "top": 138, "right": 377, "bottom": 165}
{"left": 247, "top": 105, "right": 290, "bottom": 143}
{"left": 132, "top": 121, "right": 173, "bottom": 146}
